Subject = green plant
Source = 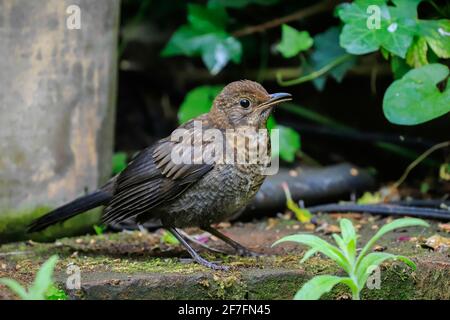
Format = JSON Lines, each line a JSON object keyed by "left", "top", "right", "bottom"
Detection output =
{"left": 0, "top": 255, "right": 66, "bottom": 300}
{"left": 112, "top": 152, "right": 128, "bottom": 175}
{"left": 93, "top": 224, "right": 107, "bottom": 235}
{"left": 273, "top": 218, "right": 429, "bottom": 300}
{"left": 161, "top": 0, "right": 449, "bottom": 126}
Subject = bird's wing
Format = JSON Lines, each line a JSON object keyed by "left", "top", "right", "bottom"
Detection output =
{"left": 102, "top": 117, "right": 215, "bottom": 224}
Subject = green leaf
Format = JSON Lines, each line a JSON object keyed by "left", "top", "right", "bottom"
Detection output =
{"left": 308, "top": 27, "right": 356, "bottom": 91}
{"left": 339, "top": 219, "right": 357, "bottom": 263}
{"left": 201, "top": 35, "right": 242, "bottom": 75}
{"left": 276, "top": 125, "right": 301, "bottom": 162}
{"left": 28, "top": 255, "right": 58, "bottom": 300}
{"left": 277, "top": 25, "right": 313, "bottom": 58}
{"left": 383, "top": 63, "right": 450, "bottom": 125}
{"left": 357, "top": 191, "right": 382, "bottom": 204}
{"left": 0, "top": 278, "right": 29, "bottom": 299}
{"left": 300, "top": 248, "right": 318, "bottom": 263}
{"left": 112, "top": 152, "right": 127, "bottom": 175}
{"left": 93, "top": 224, "right": 106, "bottom": 235}
{"left": 161, "top": 4, "right": 242, "bottom": 74}
{"left": 273, "top": 234, "right": 351, "bottom": 273}
{"left": 338, "top": 0, "right": 419, "bottom": 58}
{"left": 178, "top": 85, "right": 224, "bottom": 124}
{"left": 356, "top": 252, "right": 416, "bottom": 289}
{"left": 356, "top": 218, "right": 428, "bottom": 269}
{"left": 406, "top": 37, "right": 428, "bottom": 68}
{"left": 340, "top": 218, "right": 356, "bottom": 244}
{"left": 282, "top": 183, "right": 312, "bottom": 223}
{"left": 266, "top": 115, "right": 276, "bottom": 131}
{"left": 187, "top": 3, "right": 227, "bottom": 32}
{"left": 294, "top": 275, "right": 357, "bottom": 300}
{"left": 208, "top": 0, "right": 278, "bottom": 8}
{"left": 417, "top": 19, "right": 450, "bottom": 58}
{"left": 45, "top": 284, "right": 68, "bottom": 300}
{"left": 161, "top": 230, "right": 180, "bottom": 245}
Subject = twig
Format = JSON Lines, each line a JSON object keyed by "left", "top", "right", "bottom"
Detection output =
{"left": 231, "top": 0, "right": 337, "bottom": 38}
{"left": 393, "top": 141, "right": 450, "bottom": 189}
{"left": 277, "top": 55, "right": 353, "bottom": 86}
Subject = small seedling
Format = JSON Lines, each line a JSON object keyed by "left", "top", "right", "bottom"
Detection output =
{"left": 93, "top": 224, "right": 107, "bottom": 235}
{"left": 273, "top": 217, "right": 429, "bottom": 300}
{"left": 0, "top": 255, "right": 66, "bottom": 300}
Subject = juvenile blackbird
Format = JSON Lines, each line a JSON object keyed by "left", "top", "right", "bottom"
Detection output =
{"left": 28, "top": 80, "right": 292, "bottom": 270}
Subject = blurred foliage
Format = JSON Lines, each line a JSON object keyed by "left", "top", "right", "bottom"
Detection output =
{"left": 112, "top": 152, "right": 128, "bottom": 175}
{"left": 276, "top": 25, "right": 313, "bottom": 58}
{"left": 159, "top": 0, "right": 449, "bottom": 131}
{"left": 0, "top": 255, "right": 66, "bottom": 300}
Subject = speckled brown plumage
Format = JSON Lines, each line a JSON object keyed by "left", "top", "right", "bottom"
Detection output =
{"left": 28, "top": 80, "right": 292, "bottom": 270}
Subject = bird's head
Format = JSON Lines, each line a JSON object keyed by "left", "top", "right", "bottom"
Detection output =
{"left": 209, "top": 80, "right": 292, "bottom": 129}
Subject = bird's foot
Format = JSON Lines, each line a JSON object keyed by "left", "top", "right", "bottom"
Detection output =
{"left": 192, "top": 256, "right": 230, "bottom": 271}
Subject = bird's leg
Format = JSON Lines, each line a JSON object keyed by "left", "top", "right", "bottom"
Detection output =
{"left": 178, "top": 229, "right": 228, "bottom": 255}
{"left": 167, "top": 227, "right": 229, "bottom": 271}
{"left": 202, "top": 226, "right": 261, "bottom": 257}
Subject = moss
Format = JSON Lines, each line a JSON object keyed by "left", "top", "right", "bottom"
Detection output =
{"left": 207, "top": 271, "right": 247, "bottom": 299}
{"left": 0, "top": 207, "right": 101, "bottom": 244}
{"left": 1, "top": 227, "right": 449, "bottom": 300}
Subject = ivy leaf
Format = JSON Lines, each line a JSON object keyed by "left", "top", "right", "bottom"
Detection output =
{"left": 276, "top": 125, "right": 301, "bottom": 162}
{"left": 308, "top": 27, "right": 357, "bottom": 91}
{"left": 277, "top": 25, "right": 313, "bottom": 58}
{"left": 161, "top": 4, "right": 242, "bottom": 75}
{"left": 406, "top": 37, "right": 428, "bottom": 68}
{"left": 383, "top": 63, "right": 450, "bottom": 125}
{"left": 417, "top": 19, "right": 450, "bottom": 59}
{"left": 178, "top": 85, "right": 224, "bottom": 124}
{"left": 208, "top": 0, "right": 278, "bottom": 8}
{"left": 202, "top": 36, "right": 242, "bottom": 75}
{"left": 338, "top": 0, "right": 419, "bottom": 58}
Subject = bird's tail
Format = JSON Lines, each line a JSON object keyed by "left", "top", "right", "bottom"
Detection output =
{"left": 27, "top": 183, "right": 114, "bottom": 233}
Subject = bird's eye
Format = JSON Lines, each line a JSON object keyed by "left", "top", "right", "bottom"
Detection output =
{"left": 239, "top": 99, "right": 250, "bottom": 108}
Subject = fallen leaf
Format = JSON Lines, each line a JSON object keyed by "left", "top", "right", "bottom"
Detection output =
{"left": 316, "top": 223, "right": 341, "bottom": 234}
{"left": 438, "top": 223, "right": 450, "bottom": 233}
{"left": 373, "top": 245, "right": 386, "bottom": 252}
{"left": 266, "top": 218, "right": 279, "bottom": 230}
{"left": 423, "top": 234, "right": 450, "bottom": 252}
{"left": 329, "top": 213, "right": 363, "bottom": 220}
{"left": 304, "top": 223, "right": 316, "bottom": 231}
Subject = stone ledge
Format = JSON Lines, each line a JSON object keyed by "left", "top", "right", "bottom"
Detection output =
{"left": 1, "top": 215, "right": 449, "bottom": 300}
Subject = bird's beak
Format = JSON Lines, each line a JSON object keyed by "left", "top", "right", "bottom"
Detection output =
{"left": 258, "top": 92, "right": 292, "bottom": 110}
